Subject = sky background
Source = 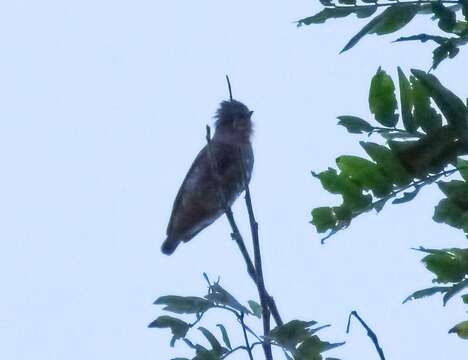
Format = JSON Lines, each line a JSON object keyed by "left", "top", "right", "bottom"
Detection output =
{"left": 0, "top": 1, "right": 467, "bottom": 359}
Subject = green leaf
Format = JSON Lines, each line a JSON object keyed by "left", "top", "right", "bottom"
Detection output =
{"left": 457, "top": 158, "right": 468, "bottom": 181}
{"left": 369, "top": 68, "right": 398, "bottom": 127}
{"left": 397, "top": 67, "right": 416, "bottom": 133}
{"left": 313, "top": 169, "right": 372, "bottom": 211}
{"left": 394, "top": 34, "right": 447, "bottom": 45}
{"left": 337, "top": 155, "right": 393, "bottom": 197}
{"left": 297, "top": 6, "right": 377, "bottom": 26}
{"left": 421, "top": 248, "right": 468, "bottom": 283}
{"left": 216, "top": 324, "right": 232, "bottom": 350}
{"left": 411, "top": 69, "right": 467, "bottom": 128}
{"left": 360, "top": 141, "right": 411, "bottom": 186}
{"left": 341, "top": 4, "right": 420, "bottom": 53}
{"left": 433, "top": 198, "right": 466, "bottom": 229}
{"left": 432, "top": 2, "right": 457, "bottom": 33}
{"left": 198, "top": 327, "right": 224, "bottom": 355}
{"left": 448, "top": 320, "right": 468, "bottom": 339}
{"left": 311, "top": 207, "right": 337, "bottom": 233}
{"left": 432, "top": 40, "right": 460, "bottom": 70}
{"left": 248, "top": 300, "right": 262, "bottom": 318}
{"left": 205, "top": 283, "right": 251, "bottom": 314}
{"left": 463, "top": 0, "right": 468, "bottom": 21}
{"left": 443, "top": 279, "right": 468, "bottom": 305}
{"left": 154, "top": 296, "right": 214, "bottom": 314}
{"left": 337, "top": 115, "right": 373, "bottom": 134}
{"left": 410, "top": 76, "right": 443, "bottom": 133}
{"left": 193, "top": 350, "right": 221, "bottom": 360}
{"left": 462, "top": 294, "right": 468, "bottom": 304}
{"left": 402, "top": 286, "right": 450, "bottom": 303}
{"left": 438, "top": 180, "right": 468, "bottom": 209}
{"left": 294, "top": 336, "right": 345, "bottom": 360}
{"left": 269, "top": 320, "right": 318, "bottom": 350}
{"left": 148, "top": 316, "right": 189, "bottom": 342}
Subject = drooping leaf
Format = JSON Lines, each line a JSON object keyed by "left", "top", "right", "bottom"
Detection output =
{"left": 432, "top": 40, "right": 460, "bottom": 70}
{"left": 336, "top": 155, "right": 393, "bottom": 197}
{"left": 297, "top": 6, "right": 377, "bottom": 26}
{"left": 360, "top": 141, "right": 411, "bottom": 186}
{"left": 410, "top": 76, "right": 443, "bottom": 133}
{"left": 457, "top": 158, "right": 468, "bottom": 181}
{"left": 337, "top": 115, "right": 373, "bottom": 134}
{"left": 438, "top": 180, "right": 468, "bottom": 208}
{"left": 411, "top": 69, "right": 467, "bottom": 128}
{"left": 311, "top": 207, "right": 337, "bottom": 233}
{"left": 313, "top": 169, "right": 372, "bottom": 211}
{"left": 433, "top": 198, "right": 466, "bottom": 229}
{"left": 148, "top": 316, "right": 190, "bottom": 343}
{"left": 269, "top": 320, "right": 318, "bottom": 350}
{"left": 248, "top": 300, "right": 262, "bottom": 318}
{"left": 395, "top": 33, "right": 447, "bottom": 44}
{"left": 154, "top": 296, "right": 214, "bottom": 314}
{"left": 369, "top": 68, "right": 398, "bottom": 127}
{"left": 402, "top": 286, "right": 450, "bottom": 303}
{"left": 216, "top": 324, "right": 232, "bottom": 350}
{"left": 397, "top": 67, "right": 417, "bottom": 133}
{"left": 443, "top": 279, "right": 468, "bottom": 305}
{"left": 432, "top": 2, "right": 457, "bottom": 33}
{"left": 198, "top": 327, "right": 224, "bottom": 355}
{"left": 448, "top": 320, "right": 468, "bottom": 339}
{"left": 341, "top": 4, "right": 420, "bottom": 52}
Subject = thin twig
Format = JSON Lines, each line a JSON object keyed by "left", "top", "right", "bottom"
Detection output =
{"left": 347, "top": 311, "right": 386, "bottom": 360}
{"left": 221, "top": 342, "right": 263, "bottom": 359}
{"left": 240, "top": 313, "right": 255, "bottom": 360}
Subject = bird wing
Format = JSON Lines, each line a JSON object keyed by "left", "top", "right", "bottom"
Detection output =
{"left": 165, "top": 141, "right": 253, "bottom": 244}
{"left": 166, "top": 145, "right": 210, "bottom": 237}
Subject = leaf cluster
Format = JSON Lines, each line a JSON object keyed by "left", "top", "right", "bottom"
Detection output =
{"left": 150, "top": 276, "right": 342, "bottom": 359}
{"left": 298, "top": 0, "right": 468, "bottom": 69}
{"left": 312, "top": 67, "right": 468, "bottom": 239}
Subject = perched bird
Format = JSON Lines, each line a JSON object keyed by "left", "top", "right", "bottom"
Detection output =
{"left": 161, "top": 100, "right": 254, "bottom": 255}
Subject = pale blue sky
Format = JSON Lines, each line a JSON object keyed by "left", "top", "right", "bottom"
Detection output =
{"left": 0, "top": 1, "right": 467, "bottom": 359}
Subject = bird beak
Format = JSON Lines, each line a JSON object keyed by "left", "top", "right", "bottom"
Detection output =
{"left": 249, "top": 111, "right": 254, "bottom": 118}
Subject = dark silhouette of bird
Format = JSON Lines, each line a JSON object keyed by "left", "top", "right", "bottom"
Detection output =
{"left": 161, "top": 100, "right": 254, "bottom": 255}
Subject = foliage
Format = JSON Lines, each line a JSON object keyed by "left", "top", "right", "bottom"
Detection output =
{"left": 306, "top": 0, "right": 468, "bottom": 340}
{"left": 150, "top": 276, "right": 343, "bottom": 359}
{"left": 298, "top": 0, "right": 468, "bottom": 70}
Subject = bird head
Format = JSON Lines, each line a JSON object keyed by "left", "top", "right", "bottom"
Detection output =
{"left": 214, "top": 100, "right": 254, "bottom": 143}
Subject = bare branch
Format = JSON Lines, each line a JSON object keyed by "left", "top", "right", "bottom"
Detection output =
{"left": 347, "top": 310, "right": 386, "bottom": 360}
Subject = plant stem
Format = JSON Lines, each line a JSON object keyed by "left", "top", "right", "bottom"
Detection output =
{"left": 240, "top": 313, "right": 255, "bottom": 360}
{"left": 347, "top": 311, "right": 386, "bottom": 360}
{"left": 205, "top": 126, "right": 283, "bottom": 359}
{"left": 239, "top": 152, "right": 273, "bottom": 360}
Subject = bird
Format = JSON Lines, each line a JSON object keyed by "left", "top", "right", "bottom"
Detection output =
{"left": 161, "top": 99, "right": 254, "bottom": 255}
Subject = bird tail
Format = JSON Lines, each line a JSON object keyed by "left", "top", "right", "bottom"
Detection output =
{"left": 161, "top": 237, "right": 180, "bottom": 255}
